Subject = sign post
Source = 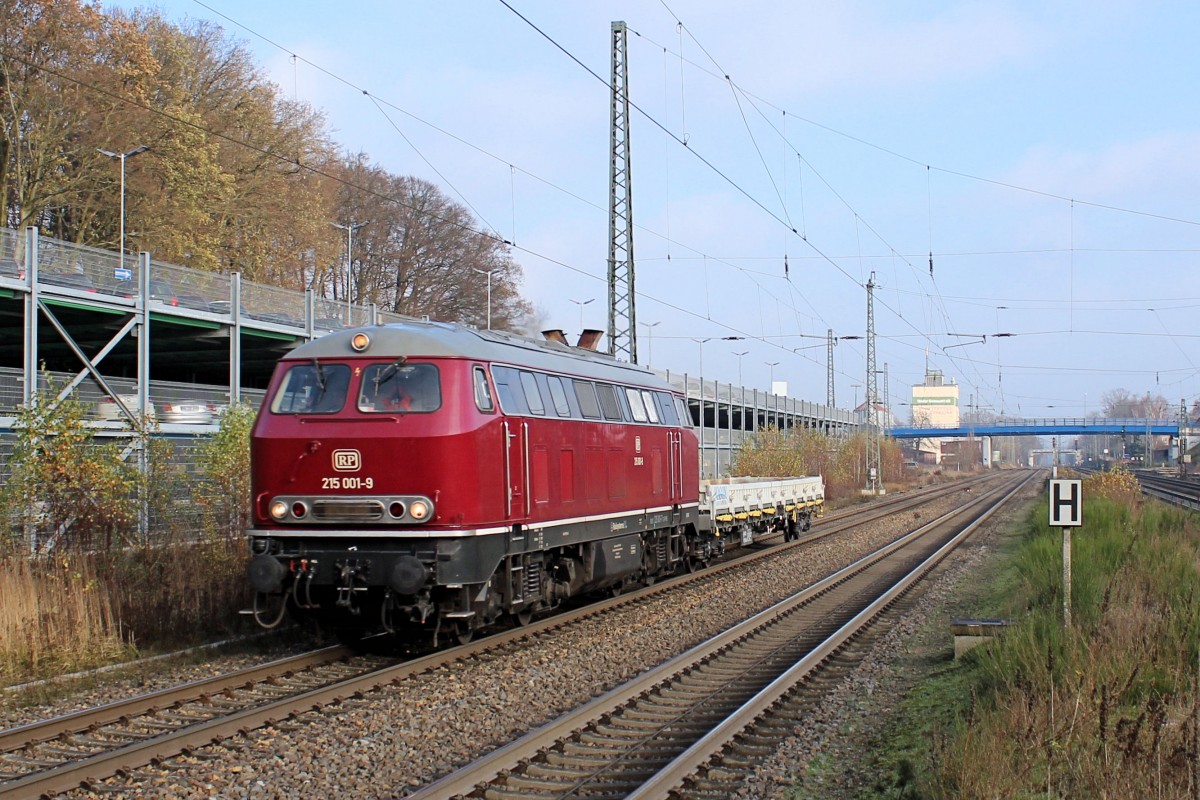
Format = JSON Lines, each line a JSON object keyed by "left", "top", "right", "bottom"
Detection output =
{"left": 1048, "top": 478, "right": 1082, "bottom": 626}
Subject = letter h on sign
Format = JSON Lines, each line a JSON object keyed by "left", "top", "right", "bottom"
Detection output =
{"left": 1048, "top": 479, "right": 1082, "bottom": 527}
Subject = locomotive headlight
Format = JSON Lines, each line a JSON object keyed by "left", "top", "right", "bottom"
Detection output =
{"left": 350, "top": 332, "right": 370, "bottom": 352}
{"left": 269, "top": 500, "right": 289, "bottom": 521}
{"left": 408, "top": 499, "right": 431, "bottom": 520}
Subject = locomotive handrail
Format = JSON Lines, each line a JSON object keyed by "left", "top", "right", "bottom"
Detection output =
{"left": 502, "top": 419, "right": 513, "bottom": 518}
{"left": 523, "top": 420, "right": 531, "bottom": 517}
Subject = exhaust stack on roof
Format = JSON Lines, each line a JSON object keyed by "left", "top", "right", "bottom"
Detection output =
{"left": 541, "top": 329, "right": 568, "bottom": 345}
{"left": 577, "top": 329, "right": 604, "bottom": 351}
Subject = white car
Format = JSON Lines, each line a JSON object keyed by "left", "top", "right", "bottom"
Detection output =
{"left": 96, "top": 394, "right": 155, "bottom": 421}
{"left": 160, "top": 401, "right": 218, "bottom": 425}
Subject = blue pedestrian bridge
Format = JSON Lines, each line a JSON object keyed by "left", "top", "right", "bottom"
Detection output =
{"left": 887, "top": 417, "right": 1181, "bottom": 439}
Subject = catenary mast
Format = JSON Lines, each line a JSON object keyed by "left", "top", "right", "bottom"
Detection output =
{"left": 607, "top": 21, "right": 636, "bottom": 362}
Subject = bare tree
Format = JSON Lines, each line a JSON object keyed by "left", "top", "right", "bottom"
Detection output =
{"left": 334, "top": 160, "right": 531, "bottom": 331}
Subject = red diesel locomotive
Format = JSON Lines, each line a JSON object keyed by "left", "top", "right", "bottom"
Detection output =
{"left": 246, "top": 320, "right": 706, "bottom": 644}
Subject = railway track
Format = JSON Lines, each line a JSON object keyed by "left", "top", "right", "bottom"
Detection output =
{"left": 1133, "top": 471, "right": 1200, "bottom": 510}
{"left": 0, "top": 473, "right": 1010, "bottom": 799}
{"left": 0, "top": 646, "right": 394, "bottom": 798}
{"left": 404, "top": 471, "right": 1034, "bottom": 800}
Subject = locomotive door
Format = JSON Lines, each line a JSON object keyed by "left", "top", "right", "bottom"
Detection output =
{"left": 503, "top": 419, "right": 530, "bottom": 518}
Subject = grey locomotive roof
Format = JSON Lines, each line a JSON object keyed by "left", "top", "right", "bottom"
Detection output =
{"left": 284, "top": 320, "right": 674, "bottom": 391}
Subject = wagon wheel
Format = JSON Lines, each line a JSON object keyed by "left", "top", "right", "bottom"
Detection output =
{"left": 453, "top": 620, "right": 475, "bottom": 645}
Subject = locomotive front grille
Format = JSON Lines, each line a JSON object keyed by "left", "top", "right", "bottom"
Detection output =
{"left": 311, "top": 499, "right": 386, "bottom": 521}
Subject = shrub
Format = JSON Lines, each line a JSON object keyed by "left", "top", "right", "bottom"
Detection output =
{"left": 0, "top": 377, "right": 139, "bottom": 554}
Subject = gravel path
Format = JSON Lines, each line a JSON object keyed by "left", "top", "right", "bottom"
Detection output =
{"left": 17, "top": 483, "right": 1003, "bottom": 800}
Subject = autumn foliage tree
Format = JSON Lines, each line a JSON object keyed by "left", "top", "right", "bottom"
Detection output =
{"left": 1, "top": 0, "right": 533, "bottom": 330}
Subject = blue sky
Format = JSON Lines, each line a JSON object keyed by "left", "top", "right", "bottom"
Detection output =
{"left": 108, "top": 0, "right": 1200, "bottom": 419}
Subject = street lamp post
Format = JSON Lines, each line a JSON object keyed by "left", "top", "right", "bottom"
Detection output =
{"left": 331, "top": 220, "right": 369, "bottom": 324}
{"left": 765, "top": 361, "right": 780, "bottom": 393}
{"left": 473, "top": 268, "right": 497, "bottom": 329}
{"left": 570, "top": 297, "right": 594, "bottom": 334}
{"left": 732, "top": 350, "right": 749, "bottom": 386}
{"left": 639, "top": 321, "right": 661, "bottom": 366}
{"left": 97, "top": 145, "right": 150, "bottom": 273}
{"left": 690, "top": 335, "right": 744, "bottom": 379}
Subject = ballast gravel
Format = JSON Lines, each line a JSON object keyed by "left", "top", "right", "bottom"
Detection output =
{"left": 21, "top": 484, "right": 1004, "bottom": 800}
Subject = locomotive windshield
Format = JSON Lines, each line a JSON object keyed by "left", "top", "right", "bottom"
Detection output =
{"left": 270, "top": 362, "right": 352, "bottom": 414}
{"left": 358, "top": 362, "right": 441, "bottom": 413}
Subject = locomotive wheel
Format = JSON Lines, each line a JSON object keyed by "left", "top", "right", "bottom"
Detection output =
{"left": 511, "top": 608, "right": 534, "bottom": 627}
{"left": 454, "top": 620, "right": 475, "bottom": 645}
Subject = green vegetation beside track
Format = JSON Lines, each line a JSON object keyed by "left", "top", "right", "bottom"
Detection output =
{"left": 853, "top": 468, "right": 1200, "bottom": 799}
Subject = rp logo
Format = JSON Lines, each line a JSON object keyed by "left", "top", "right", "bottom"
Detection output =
{"left": 332, "top": 449, "right": 361, "bottom": 472}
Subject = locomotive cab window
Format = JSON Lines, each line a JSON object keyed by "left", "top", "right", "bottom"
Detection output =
{"left": 676, "top": 397, "right": 694, "bottom": 427}
{"left": 655, "top": 392, "right": 679, "bottom": 425}
{"left": 271, "top": 362, "right": 351, "bottom": 414}
{"left": 358, "top": 362, "right": 441, "bottom": 413}
{"left": 473, "top": 366, "right": 495, "bottom": 412}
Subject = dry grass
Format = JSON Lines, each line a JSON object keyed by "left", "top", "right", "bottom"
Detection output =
{"left": 0, "top": 557, "right": 132, "bottom": 683}
{"left": 927, "top": 496, "right": 1200, "bottom": 798}
{"left": 0, "top": 402, "right": 259, "bottom": 685}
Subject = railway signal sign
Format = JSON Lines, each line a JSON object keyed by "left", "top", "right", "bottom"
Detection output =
{"left": 1048, "top": 477, "right": 1083, "bottom": 629}
{"left": 1048, "top": 479, "right": 1082, "bottom": 527}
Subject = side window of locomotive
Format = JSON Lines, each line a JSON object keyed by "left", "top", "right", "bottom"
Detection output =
{"left": 640, "top": 390, "right": 660, "bottom": 423}
{"left": 546, "top": 376, "right": 572, "bottom": 417}
{"left": 655, "top": 392, "right": 679, "bottom": 425}
{"left": 270, "top": 363, "right": 351, "bottom": 414}
{"left": 573, "top": 380, "right": 602, "bottom": 419}
{"left": 358, "top": 363, "right": 441, "bottom": 413}
{"left": 519, "top": 371, "right": 545, "bottom": 415}
{"left": 473, "top": 366, "right": 495, "bottom": 413}
{"left": 624, "top": 387, "right": 648, "bottom": 423}
{"left": 490, "top": 366, "right": 526, "bottom": 414}
{"left": 596, "top": 383, "right": 623, "bottom": 421}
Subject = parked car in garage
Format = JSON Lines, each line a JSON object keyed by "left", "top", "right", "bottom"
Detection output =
{"left": 160, "top": 400, "right": 219, "bottom": 425}
{"left": 96, "top": 394, "right": 155, "bottom": 420}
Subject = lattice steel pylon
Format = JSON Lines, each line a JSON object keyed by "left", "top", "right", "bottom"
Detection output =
{"left": 607, "top": 20, "right": 636, "bottom": 362}
{"left": 865, "top": 273, "right": 883, "bottom": 494}
{"left": 826, "top": 328, "right": 835, "bottom": 408}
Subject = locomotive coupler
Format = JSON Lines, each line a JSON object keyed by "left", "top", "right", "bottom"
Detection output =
{"left": 334, "top": 560, "right": 369, "bottom": 613}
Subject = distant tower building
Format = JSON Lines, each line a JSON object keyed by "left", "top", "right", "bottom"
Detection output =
{"left": 911, "top": 369, "right": 960, "bottom": 465}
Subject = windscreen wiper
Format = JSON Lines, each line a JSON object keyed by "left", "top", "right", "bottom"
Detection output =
{"left": 373, "top": 357, "right": 408, "bottom": 390}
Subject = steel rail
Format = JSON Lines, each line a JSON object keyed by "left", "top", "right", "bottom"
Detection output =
{"left": 0, "top": 472, "right": 1012, "bottom": 798}
{"left": 0, "top": 646, "right": 351, "bottom": 755}
{"left": 402, "top": 472, "right": 1032, "bottom": 800}
{"left": 629, "top": 471, "right": 1034, "bottom": 799}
